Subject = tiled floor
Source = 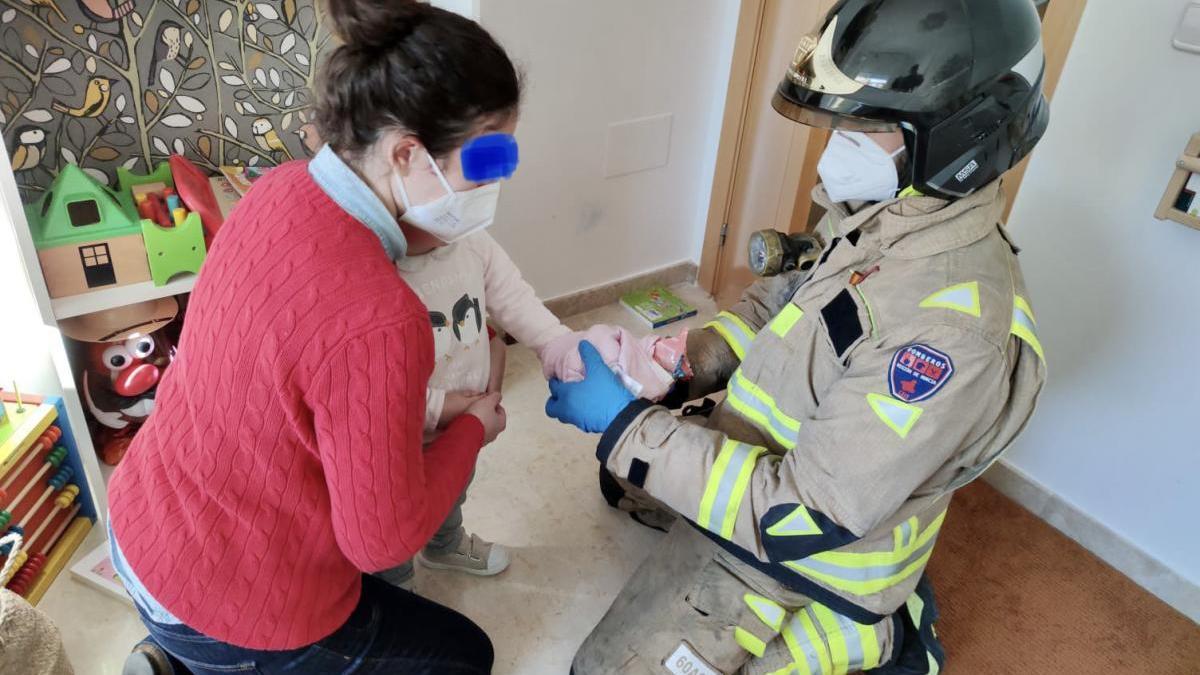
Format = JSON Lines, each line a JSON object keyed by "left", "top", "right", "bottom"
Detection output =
{"left": 39, "top": 284, "right": 717, "bottom": 675}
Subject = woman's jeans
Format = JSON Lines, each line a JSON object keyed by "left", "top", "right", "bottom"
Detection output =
{"left": 134, "top": 574, "right": 493, "bottom": 674}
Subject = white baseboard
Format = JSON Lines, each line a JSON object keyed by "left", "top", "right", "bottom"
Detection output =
{"left": 984, "top": 460, "right": 1200, "bottom": 623}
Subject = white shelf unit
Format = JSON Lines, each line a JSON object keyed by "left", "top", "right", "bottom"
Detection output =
{"left": 51, "top": 273, "right": 197, "bottom": 320}
{"left": 0, "top": 142, "right": 164, "bottom": 526}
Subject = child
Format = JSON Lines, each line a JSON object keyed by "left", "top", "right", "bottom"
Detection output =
{"left": 378, "top": 213, "right": 571, "bottom": 586}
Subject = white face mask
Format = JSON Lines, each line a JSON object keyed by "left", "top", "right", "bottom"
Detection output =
{"left": 817, "top": 131, "right": 905, "bottom": 204}
{"left": 392, "top": 151, "right": 501, "bottom": 243}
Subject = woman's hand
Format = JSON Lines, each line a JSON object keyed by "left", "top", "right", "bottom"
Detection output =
{"left": 439, "top": 391, "right": 486, "bottom": 429}
{"left": 465, "top": 392, "right": 507, "bottom": 444}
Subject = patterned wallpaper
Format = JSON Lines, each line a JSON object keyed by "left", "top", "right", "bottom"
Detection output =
{"left": 0, "top": 0, "right": 332, "bottom": 203}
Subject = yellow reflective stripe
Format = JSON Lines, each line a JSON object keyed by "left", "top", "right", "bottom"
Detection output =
{"left": 1011, "top": 295, "right": 1044, "bottom": 361}
{"left": 697, "top": 440, "right": 766, "bottom": 540}
{"left": 728, "top": 369, "right": 802, "bottom": 450}
{"left": 852, "top": 285, "right": 876, "bottom": 336}
{"left": 784, "top": 511, "right": 947, "bottom": 596}
{"left": 722, "top": 444, "right": 765, "bottom": 540}
{"left": 781, "top": 612, "right": 819, "bottom": 675}
{"left": 927, "top": 652, "right": 942, "bottom": 675}
{"left": 744, "top": 593, "right": 786, "bottom": 632}
{"left": 810, "top": 605, "right": 850, "bottom": 674}
{"left": 705, "top": 311, "right": 755, "bottom": 359}
{"left": 898, "top": 185, "right": 923, "bottom": 198}
{"left": 906, "top": 591, "right": 926, "bottom": 627}
{"left": 798, "top": 609, "right": 833, "bottom": 675}
{"left": 735, "top": 626, "right": 767, "bottom": 658}
{"left": 771, "top": 303, "right": 805, "bottom": 337}
{"left": 866, "top": 393, "right": 923, "bottom": 439}
{"left": 919, "top": 281, "right": 981, "bottom": 318}
{"left": 857, "top": 621, "right": 881, "bottom": 670}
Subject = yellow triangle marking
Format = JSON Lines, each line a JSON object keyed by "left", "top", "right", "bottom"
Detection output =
{"left": 765, "top": 504, "right": 821, "bottom": 537}
{"left": 919, "top": 281, "right": 980, "bottom": 318}
{"left": 867, "top": 393, "right": 923, "bottom": 439}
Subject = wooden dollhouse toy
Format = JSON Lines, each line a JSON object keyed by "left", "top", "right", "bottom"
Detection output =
{"left": 25, "top": 164, "right": 152, "bottom": 299}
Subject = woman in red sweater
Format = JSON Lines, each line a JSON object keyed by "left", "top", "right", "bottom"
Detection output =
{"left": 110, "top": 3, "right": 517, "bottom": 673}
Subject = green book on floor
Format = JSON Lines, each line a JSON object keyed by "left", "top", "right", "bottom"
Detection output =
{"left": 620, "top": 287, "right": 697, "bottom": 328}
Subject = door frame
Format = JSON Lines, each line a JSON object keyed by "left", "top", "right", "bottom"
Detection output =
{"left": 696, "top": 0, "right": 766, "bottom": 293}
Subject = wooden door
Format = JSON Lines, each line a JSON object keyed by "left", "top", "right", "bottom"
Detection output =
{"left": 700, "top": 0, "right": 1088, "bottom": 308}
{"left": 697, "top": 0, "right": 837, "bottom": 308}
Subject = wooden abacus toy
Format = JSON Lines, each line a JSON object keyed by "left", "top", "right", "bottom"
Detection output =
{"left": 0, "top": 388, "right": 96, "bottom": 604}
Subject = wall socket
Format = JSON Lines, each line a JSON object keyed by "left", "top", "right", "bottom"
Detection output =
{"left": 604, "top": 113, "right": 674, "bottom": 178}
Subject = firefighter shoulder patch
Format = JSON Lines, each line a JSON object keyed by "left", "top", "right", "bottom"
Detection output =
{"left": 889, "top": 344, "right": 954, "bottom": 403}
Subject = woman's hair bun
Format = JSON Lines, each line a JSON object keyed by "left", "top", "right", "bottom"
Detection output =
{"left": 325, "top": 0, "right": 430, "bottom": 49}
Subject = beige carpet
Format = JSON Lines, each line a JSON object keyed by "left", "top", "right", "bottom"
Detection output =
{"left": 927, "top": 481, "right": 1200, "bottom": 674}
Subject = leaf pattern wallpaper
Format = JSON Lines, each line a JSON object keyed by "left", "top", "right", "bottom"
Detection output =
{"left": 0, "top": 0, "right": 332, "bottom": 202}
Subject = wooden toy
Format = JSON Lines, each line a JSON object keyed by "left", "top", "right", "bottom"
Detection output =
{"left": 0, "top": 390, "right": 96, "bottom": 604}
{"left": 24, "top": 164, "right": 152, "bottom": 298}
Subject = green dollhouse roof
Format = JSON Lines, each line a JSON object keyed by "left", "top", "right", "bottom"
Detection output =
{"left": 26, "top": 164, "right": 141, "bottom": 250}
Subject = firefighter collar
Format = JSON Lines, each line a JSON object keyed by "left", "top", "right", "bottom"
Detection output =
{"left": 817, "top": 180, "right": 1003, "bottom": 260}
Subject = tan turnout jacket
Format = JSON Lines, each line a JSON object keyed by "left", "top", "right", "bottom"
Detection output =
{"left": 597, "top": 180, "right": 1046, "bottom": 622}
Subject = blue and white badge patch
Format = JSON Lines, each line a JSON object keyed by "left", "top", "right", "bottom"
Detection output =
{"left": 889, "top": 344, "right": 954, "bottom": 403}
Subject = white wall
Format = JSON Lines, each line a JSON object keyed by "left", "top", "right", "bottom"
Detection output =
{"left": 1004, "top": 0, "right": 1200, "bottom": 587}
{"left": 479, "top": 0, "right": 739, "bottom": 298}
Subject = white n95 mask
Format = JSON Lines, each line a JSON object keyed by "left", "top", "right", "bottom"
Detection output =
{"left": 817, "top": 131, "right": 905, "bottom": 204}
{"left": 392, "top": 151, "right": 501, "bottom": 243}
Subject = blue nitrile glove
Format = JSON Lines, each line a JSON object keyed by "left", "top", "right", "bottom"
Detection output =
{"left": 546, "top": 341, "right": 636, "bottom": 433}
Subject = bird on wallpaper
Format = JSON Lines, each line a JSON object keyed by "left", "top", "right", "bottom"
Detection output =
{"left": 28, "top": 0, "right": 68, "bottom": 24}
{"left": 295, "top": 123, "right": 321, "bottom": 155}
{"left": 51, "top": 76, "right": 112, "bottom": 118}
{"left": 146, "top": 21, "right": 185, "bottom": 87}
{"left": 10, "top": 126, "right": 47, "bottom": 173}
{"left": 252, "top": 117, "right": 293, "bottom": 160}
{"left": 75, "top": 0, "right": 134, "bottom": 24}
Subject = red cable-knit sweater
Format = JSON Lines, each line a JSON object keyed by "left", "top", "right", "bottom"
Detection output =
{"left": 108, "top": 161, "right": 484, "bottom": 649}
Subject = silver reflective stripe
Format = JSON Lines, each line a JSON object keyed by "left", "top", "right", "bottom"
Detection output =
{"left": 898, "top": 519, "right": 914, "bottom": 548}
{"left": 795, "top": 534, "right": 938, "bottom": 582}
{"left": 1013, "top": 306, "right": 1037, "bottom": 335}
{"left": 728, "top": 374, "right": 800, "bottom": 447}
{"left": 705, "top": 442, "right": 757, "bottom": 535}
{"left": 785, "top": 613, "right": 824, "bottom": 675}
{"left": 836, "top": 612, "right": 865, "bottom": 671}
{"left": 713, "top": 313, "right": 754, "bottom": 353}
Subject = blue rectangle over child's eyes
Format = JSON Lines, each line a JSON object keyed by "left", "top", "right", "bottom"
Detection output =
{"left": 462, "top": 133, "right": 520, "bottom": 182}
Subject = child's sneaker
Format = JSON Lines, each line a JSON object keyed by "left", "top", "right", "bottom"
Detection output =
{"left": 418, "top": 532, "right": 509, "bottom": 576}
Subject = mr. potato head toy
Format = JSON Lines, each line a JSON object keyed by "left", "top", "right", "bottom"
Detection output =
{"left": 59, "top": 297, "right": 179, "bottom": 465}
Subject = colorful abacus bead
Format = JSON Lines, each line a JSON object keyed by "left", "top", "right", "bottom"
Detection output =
{"left": 8, "top": 552, "right": 46, "bottom": 596}
{"left": 1, "top": 550, "right": 28, "bottom": 587}
{"left": 47, "top": 466, "right": 73, "bottom": 490}
{"left": 55, "top": 485, "right": 79, "bottom": 509}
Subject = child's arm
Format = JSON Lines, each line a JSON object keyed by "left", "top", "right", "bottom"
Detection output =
{"left": 425, "top": 387, "right": 445, "bottom": 433}
{"left": 487, "top": 329, "right": 506, "bottom": 393}
{"left": 473, "top": 233, "right": 570, "bottom": 355}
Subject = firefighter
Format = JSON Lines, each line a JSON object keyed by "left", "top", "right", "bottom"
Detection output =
{"left": 547, "top": 0, "right": 1049, "bottom": 672}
